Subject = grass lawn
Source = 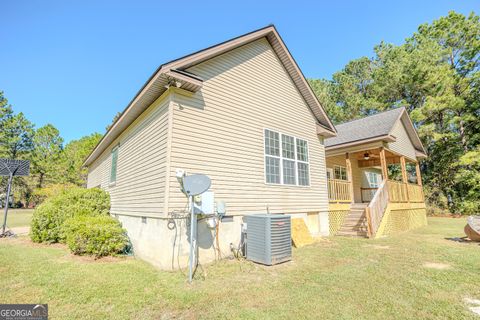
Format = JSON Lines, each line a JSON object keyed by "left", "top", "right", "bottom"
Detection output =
{"left": 0, "top": 208, "right": 34, "bottom": 228}
{"left": 0, "top": 217, "right": 479, "bottom": 319}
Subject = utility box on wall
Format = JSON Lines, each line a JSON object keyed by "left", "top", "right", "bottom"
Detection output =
{"left": 194, "top": 191, "right": 214, "bottom": 214}
{"left": 245, "top": 214, "right": 292, "bottom": 265}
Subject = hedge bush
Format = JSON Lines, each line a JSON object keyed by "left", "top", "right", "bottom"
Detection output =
{"left": 30, "top": 183, "right": 75, "bottom": 207}
{"left": 63, "top": 216, "right": 129, "bottom": 257}
{"left": 30, "top": 187, "right": 110, "bottom": 243}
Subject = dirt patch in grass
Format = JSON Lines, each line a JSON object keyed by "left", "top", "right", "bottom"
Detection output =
{"left": 423, "top": 262, "right": 451, "bottom": 270}
{"left": 1, "top": 235, "right": 132, "bottom": 264}
{"left": 465, "top": 297, "right": 480, "bottom": 316}
{"left": 0, "top": 236, "right": 65, "bottom": 249}
{"left": 58, "top": 254, "right": 133, "bottom": 264}
{"left": 10, "top": 226, "right": 30, "bottom": 235}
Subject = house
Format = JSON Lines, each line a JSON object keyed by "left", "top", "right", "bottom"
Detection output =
{"left": 325, "top": 107, "right": 427, "bottom": 238}
{"left": 84, "top": 25, "right": 427, "bottom": 269}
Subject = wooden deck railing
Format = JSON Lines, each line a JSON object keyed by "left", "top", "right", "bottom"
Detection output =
{"left": 386, "top": 180, "right": 409, "bottom": 202}
{"left": 364, "top": 180, "right": 424, "bottom": 237}
{"left": 327, "top": 179, "right": 352, "bottom": 202}
{"left": 407, "top": 183, "right": 424, "bottom": 202}
{"left": 365, "top": 180, "right": 389, "bottom": 237}
{"left": 330, "top": 180, "right": 424, "bottom": 204}
{"left": 386, "top": 180, "right": 424, "bottom": 203}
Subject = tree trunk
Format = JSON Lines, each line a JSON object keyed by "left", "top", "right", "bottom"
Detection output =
{"left": 459, "top": 118, "right": 468, "bottom": 153}
{"left": 38, "top": 172, "right": 44, "bottom": 189}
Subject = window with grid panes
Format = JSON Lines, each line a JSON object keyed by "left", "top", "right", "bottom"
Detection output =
{"left": 264, "top": 129, "right": 310, "bottom": 186}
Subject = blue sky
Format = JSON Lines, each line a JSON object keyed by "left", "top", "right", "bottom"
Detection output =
{"left": 2, "top": 1, "right": 478, "bottom": 142}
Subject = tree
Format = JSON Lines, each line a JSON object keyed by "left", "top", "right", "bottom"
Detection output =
{"left": 105, "top": 111, "right": 122, "bottom": 131}
{"left": 0, "top": 112, "right": 35, "bottom": 159}
{"left": 0, "top": 92, "right": 35, "bottom": 207}
{"left": 410, "top": 11, "right": 480, "bottom": 153}
{"left": 0, "top": 91, "right": 12, "bottom": 122}
{"left": 31, "top": 124, "right": 64, "bottom": 188}
{"left": 0, "top": 92, "right": 35, "bottom": 159}
{"left": 310, "top": 57, "right": 388, "bottom": 124}
{"left": 58, "top": 133, "right": 102, "bottom": 186}
{"left": 309, "top": 11, "right": 480, "bottom": 214}
{"left": 407, "top": 12, "right": 479, "bottom": 212}
{"left": 308, "top": 79, "right": 343, "bottom": 123}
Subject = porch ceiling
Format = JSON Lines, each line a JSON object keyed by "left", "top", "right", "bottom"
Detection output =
{"left": 356, "top": 148, "right": 417, "bottom": 168}
{"left": 327, "top": 146, "right": 418, "bottom": 166}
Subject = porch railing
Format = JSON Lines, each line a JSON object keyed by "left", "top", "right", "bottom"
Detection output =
{"left": 386, "top": 180, "right": 424, "bottom": 203}
{"left": 365, "top": 180, "right": 389, "bottom": 237}
{"left": 386, "top": 180, "right": 409, "bottom": 202}
{"left": 330, "top": 180, "right": 424, "bottom": 204}
{"left": 407, "top": 183, "right": 424, "bottom": 202}
{"left": 327, "top": 179, "right": 352, "bottom": 202}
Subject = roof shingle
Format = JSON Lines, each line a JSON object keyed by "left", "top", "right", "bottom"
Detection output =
{"left": 325, "top": 108, "right": 404, "bottom": 147}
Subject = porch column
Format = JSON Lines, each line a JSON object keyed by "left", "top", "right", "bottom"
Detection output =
{"left": 400, "top": 155, "right": 410, "bottom": 202}
{"left": 415, "top": 162, "right": 423, "bottom": 186}
{"left": 415, "top": 162, "right": 425, "bottom": 201}
{"left": 379, "top": 147, "right": 388, "bottom": 180}
{"left": 400, "top": 156, "right": 408, "bottom": 183}
{"left": 345, "top": 153, "right": 355, "bottom": 203}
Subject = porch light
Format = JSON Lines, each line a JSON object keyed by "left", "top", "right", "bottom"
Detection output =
{"left": 364, "top": 153, "right": 370, "bottom": 160}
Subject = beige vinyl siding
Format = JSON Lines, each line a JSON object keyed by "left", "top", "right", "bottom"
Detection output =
{"left": 326, "top": 155, "right": 362, "bottom": 203}
{"left": 388, "top": 120, "right": 417, "bottom": 161}
{"left": 86, "top": 94, "right": 171, "bottom": 217}
{"left": 166, "top": 38, "right": 328, "bottom": 215}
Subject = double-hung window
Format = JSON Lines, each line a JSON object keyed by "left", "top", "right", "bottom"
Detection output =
{"left": 296, "top": 138, "right": 310, "bottom": 185}
{"left": 110, "top": 147, "right": 119, "bottom": 184}
{"left": 264, "top": 129, "right": 310, "bottom": 186}
{"left": 334, "top": 165, "right": 347, "bottom": 181}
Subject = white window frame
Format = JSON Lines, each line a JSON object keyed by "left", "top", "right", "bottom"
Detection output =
{"left": 110, "top": 146, "right": 119, "bottom": 185}
{"left": 333, "top": 165, "right": 348, "bottom": 181}
{"left": 366, "top": 171, "right": 379, "bottom": 188}
{"left": 263, "top": 128, "right": 311, "bottom": 187}
{"left": 326, "top": 168, "right": 334, "bottom": 180}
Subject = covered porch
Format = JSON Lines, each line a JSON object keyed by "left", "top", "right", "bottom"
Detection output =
{"left": 326, "top": 147, "right": 424, "bottom": 205}
{"left": 324, "top": 108, "right": 428, "bottom": 238}
{"left": 325, "top": 146, "right": 426, "bottom": 238}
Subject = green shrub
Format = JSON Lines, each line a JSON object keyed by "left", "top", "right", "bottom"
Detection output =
{"left": 63, "top": 216, "right": 128, "bottom": 257}
{"left": 30, "top": 187, "right": 110, "bottom": 243}
{"left": 30, "top": 183, "right": 75, "bottom": 207}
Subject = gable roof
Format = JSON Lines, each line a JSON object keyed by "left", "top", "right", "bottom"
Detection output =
{"left": 326, "top": 108, "right": 403, "bottom": 147}
{"left": 84, "top": 25, "right": 336, "bottom": 166}
{"left": 325, "top": 107, "right": 427, "bottom": 158}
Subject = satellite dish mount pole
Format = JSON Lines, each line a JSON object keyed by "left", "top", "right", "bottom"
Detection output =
{"left": 2, "top": 167, "right": 17, "bottom": 235}
{"left": 188, "top": 195, "right": 196, "bottom": 283}
{"left": 179, "top": 173, "right": 210, "bottom": 283}
{"left": 0, "top": 159, "right": 30, "bottom": 237}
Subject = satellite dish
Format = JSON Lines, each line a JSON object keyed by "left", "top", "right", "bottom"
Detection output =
{"left": 183, "top": 174, "right": 211, "bottom": 196}
{"left": 0, "top": 159, "right": 30, "bottom": 177}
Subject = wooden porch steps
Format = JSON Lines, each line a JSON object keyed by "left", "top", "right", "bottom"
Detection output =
{"left": 336, "top": 203, "right": 369, "bottom": 238}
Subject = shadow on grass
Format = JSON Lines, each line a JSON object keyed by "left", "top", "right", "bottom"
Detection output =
{"left": 444, "top": 236, "right": 480, "bottom": 246}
